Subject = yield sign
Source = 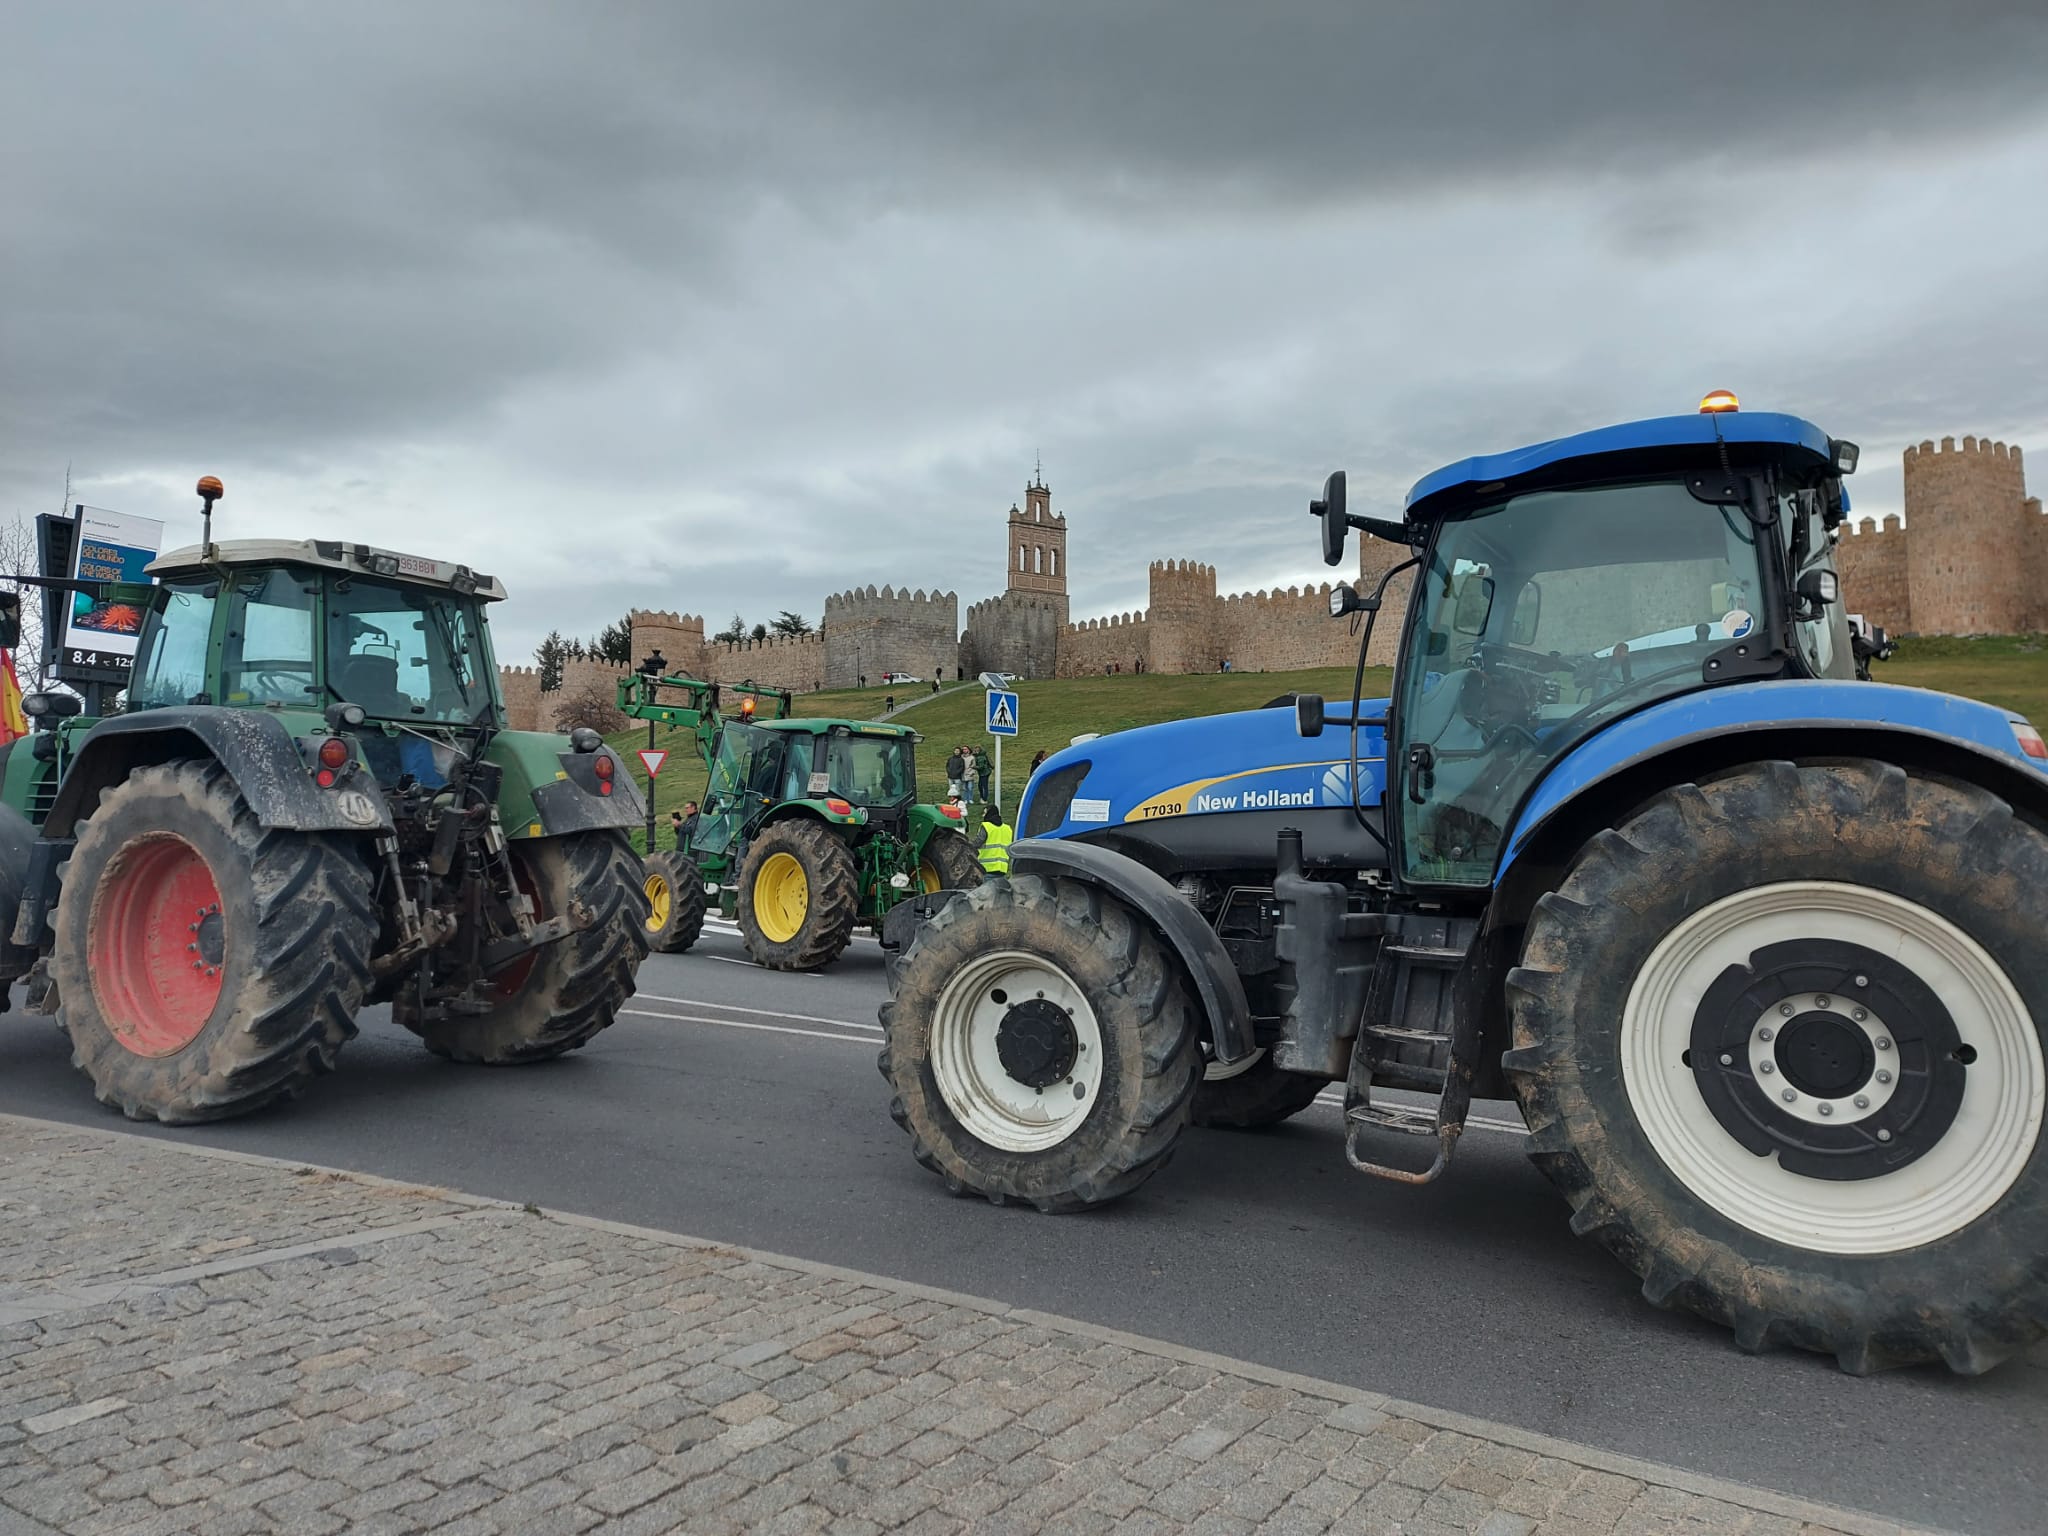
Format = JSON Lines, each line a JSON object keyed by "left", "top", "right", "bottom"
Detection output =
{"left": 636, "top": 748, "right": 669, "bottom": 778}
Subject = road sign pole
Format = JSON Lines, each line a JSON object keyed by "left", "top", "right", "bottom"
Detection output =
{"left": 647, "top": 717, "right": 657, "bottom": 851}
{"left": 994, "top": 734, "right": 1001, "bottom": 812}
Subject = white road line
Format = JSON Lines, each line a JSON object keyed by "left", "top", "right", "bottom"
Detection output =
{"left": 702, "top": 955, "right": 821, "bottom": 977}
{"left": 623, "top": 1007, "right": 878, "bottom": 1047}
{"left": 635, "top": 993, "right": 879, "bottom": 1032}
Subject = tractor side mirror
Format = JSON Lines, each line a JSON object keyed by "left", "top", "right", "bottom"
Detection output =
{"left": 1328, "top": 584, "right": 1381, "bottom": 619}
{"left": 1312, "top": 471, "right": 1349, "bottom": 566}
{"left": 1295, "top": 694, "right": 1326, "bottom": 738}
{"left": 1510, "top": 581, "right": 1542, "bottom": 646}
{"left": 1797, "top": 569, "right": 1840, "bottom": 608}
{"left": 0, "top": 592, "right": 19, "bottom": 650}
{"left": 1452, "top": 576, "right": 1495, "bottom": 636}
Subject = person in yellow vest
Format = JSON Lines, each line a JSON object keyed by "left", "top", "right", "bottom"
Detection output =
{"left": 977, "top": 805, "right": 1013, "bottom": 876}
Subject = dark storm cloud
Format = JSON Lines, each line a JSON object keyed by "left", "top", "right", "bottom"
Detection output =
{"left": 4, "top": 3, "right": 2046, "bottom": 652}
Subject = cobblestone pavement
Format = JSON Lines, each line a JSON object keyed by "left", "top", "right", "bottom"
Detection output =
{"left": 0, "top": 1116, "right": 1946, "bottom": 1536}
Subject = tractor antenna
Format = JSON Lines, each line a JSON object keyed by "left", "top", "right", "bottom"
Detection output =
{"left": 196, "top": 475, "right": 224, "bottom": 563}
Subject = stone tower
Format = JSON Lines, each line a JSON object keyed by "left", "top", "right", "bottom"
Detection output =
{"left": 1901, "top": 437, "right": 2036, "bottom": 635}
{"left": 1008, "top": 472, "right": 1068, "bottom": 598}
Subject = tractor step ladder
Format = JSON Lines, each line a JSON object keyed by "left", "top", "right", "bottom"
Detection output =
{"left": 1344, "top": 936, "right": 1476, "bottom": 1186}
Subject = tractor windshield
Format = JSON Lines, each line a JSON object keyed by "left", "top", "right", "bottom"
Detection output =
{"left": 821, "top": 733, "right": 914, "bottom": 808}
{"left": 1396, "top": 479, "right": 1768, "bottom": 886}
{"left": 327, "top": 580, "right": 492, "bottom": 723}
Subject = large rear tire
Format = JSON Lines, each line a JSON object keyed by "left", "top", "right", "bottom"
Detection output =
{"left": 1191, "top": 1049, "right": 1328, "bottom": 1129}
{"left": 407, "top": 831, "right": 648, "bottom": 1064}
{"left": 642, "top": 850, "right": 707, "bottom": 954}
{"left": 53, "top": 761, "right": 376, "bottom": 1124}
{"left": 1506, "top": 761, "right": 2048, "bottom": 1374}
{"left": 916, "top": 828, "right": 984, "bottom": 893}
{"left": 880, "top": 874, "right": 1201, "bottom": 1211}
{"left": 738, "top": 819, "right": 859, "bottom": 971}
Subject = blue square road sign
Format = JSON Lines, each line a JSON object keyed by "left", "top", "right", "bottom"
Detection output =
{"left": 985, "top": 689, "right": 1019, "bottom": 737}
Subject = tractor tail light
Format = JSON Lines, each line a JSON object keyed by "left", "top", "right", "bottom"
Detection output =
{"left": 2013, "top": 721, "right": 2048, "bottom": 760}
{"left": 317, "top": 738, "right": 349, "bottom": 770}
{"left": 593, "top": 754, "right": 615, "bottom": 794}
{"left": 825, "top": 798, "right": 854, "bottom": 816}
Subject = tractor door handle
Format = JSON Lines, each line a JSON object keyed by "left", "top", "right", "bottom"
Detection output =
{"left": 1405, "top": 744, "right": 1435, "bottom": 805}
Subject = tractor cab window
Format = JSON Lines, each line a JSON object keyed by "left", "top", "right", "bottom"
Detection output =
{"left": 694, "top": 721, "right": 774, "bottom": 861}
{"left": 129, "top": 582, "right": 218, "bottom": 709}
{"left": 1782, "top": 491, "right": 1854, "bottom": 682}
{"left": 326, "top": 581, "right": 489, "bottom": 723}
{"left": 221, "top": 569, "right": 317, "bottom": 706}
{"left": 823, "top": 733, "right": 912, "bottom": 807}
{"left": 1398, "top": 479, "right": 1768, "bottom": 886}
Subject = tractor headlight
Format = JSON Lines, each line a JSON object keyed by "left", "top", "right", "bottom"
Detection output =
{"left": 2012, "top": 719, "right": 2047, "bottom": 762}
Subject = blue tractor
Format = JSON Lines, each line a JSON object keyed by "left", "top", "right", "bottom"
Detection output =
{"left": 879, "top": 395, "right": 2048, "bottom": 1373}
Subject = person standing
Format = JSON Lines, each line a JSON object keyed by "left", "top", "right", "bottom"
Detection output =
{"left": 944, "top": 744, "right": 966, "bottom": 802}
{"left": 976, "top": 806, "right": 1013, "bottom": 876}
{"left": 973, "top": 743, "right": 993, "bottom": 806}
{"left": 1028, "top": 748, "right": 1048, "bottom": 775}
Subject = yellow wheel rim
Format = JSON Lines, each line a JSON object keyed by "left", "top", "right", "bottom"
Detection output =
{"left": 918, "top": 860, "right": 942, "bottom": 893}
{"left": 644, "top": 872, "right": 671, "bottom": 933}
{"left": 754, "top": 852, "right": 809, "bottom": 943}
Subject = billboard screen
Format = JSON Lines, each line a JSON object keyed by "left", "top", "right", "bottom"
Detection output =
{"left": 60, "top": 505, "right": 165, "bottom": 677}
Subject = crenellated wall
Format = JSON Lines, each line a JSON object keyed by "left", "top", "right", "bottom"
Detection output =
{"left": 820, "top": 584, "right": 959, "bottom": 689}
{"left": 498, "top": 665, "right": 544, "bottom": 732}
{"left": 701, "top": 631, "right": 826, "bottom": 693}
{"left": 1835, "top": 434, "right": 2044, "bottom": 636}
{"left": 960, "top": 591, "right": 1066, "bottom": 680}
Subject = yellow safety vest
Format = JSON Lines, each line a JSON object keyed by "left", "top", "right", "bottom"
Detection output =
{"left": 978, "top": 822, "right": 1014, "bottom": 874}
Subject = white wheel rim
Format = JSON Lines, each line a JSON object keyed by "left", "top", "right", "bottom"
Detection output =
{"left": 1204, "top": 1046, "right": 1266, "bottom": 1082}
{"left": 1622, "top": 880, "right": 2043, "bottom": 1255}
{"left": 929, "top": 949, "right": 1105, "bottom": 1152}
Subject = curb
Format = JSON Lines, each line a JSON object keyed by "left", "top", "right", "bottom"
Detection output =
{"left": 0, "top": 1113, "right": 1951, "bottom": 1536}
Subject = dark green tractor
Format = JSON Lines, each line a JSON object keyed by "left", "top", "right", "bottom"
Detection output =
{"left": 0, "top": 478, "right": 651, "bottom": 1124}
{"left": 621, "top": 665, "right": 980, "bottom": 970}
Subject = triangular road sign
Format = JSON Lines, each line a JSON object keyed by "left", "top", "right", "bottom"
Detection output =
{"left": 636, "top": 748, "right": 669, "bottom": 778}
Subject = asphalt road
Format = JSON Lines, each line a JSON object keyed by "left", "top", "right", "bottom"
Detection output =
{"left": 3, "top": 923, "right": 2041, "bottom": 1536}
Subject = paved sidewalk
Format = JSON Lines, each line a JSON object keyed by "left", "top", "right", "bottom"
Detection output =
{"left": 0, "top": 1116, "right": 1943, "bottom": 1536}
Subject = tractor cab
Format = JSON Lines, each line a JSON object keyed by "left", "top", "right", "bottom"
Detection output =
{"left": 131, "top": 541, "right": 507, "bottom": 789}
{"left": 693, "top": 719, "right": 919, "bottom": 862}
{"left": 1312, "top": 392, "right": 1861, "bottom": 889}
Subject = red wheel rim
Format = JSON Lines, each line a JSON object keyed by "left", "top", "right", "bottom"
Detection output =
{"left": 89, "top": 834, "right": 227, "bottom": 1057}
{"left": 492, "top": 854, "right": 546, "bottom": 999}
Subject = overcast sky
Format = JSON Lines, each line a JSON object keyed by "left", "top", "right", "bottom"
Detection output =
{"left": 6, "top": 2, "right": 2046, "bottom": 661}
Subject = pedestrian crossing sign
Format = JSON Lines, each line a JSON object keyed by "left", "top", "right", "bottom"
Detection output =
{"left": 985, "top": 689, "right": 1019, "bottom": 737}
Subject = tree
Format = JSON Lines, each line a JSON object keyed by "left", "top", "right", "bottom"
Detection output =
{"left": 712, "top": 613, "right": 747, "bottom": 645}
{"left": 534, "top": 630, "right": 570, "bottom": 692}
{"left": 750, "top": 622, "right": 768, "bottom": 642}
{"left": 770, "top": 610, "right": 814, "bottom": 637}
{"left": 549, "top": 676, "right": 627, "bottom": 734}
{"left": 585, "top": 616, "right": 633, "bottom": 666}
{"left": 0, "top": 515, "right": 53, "bottom": 693}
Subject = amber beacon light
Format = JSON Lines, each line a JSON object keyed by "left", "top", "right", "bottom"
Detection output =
{"left": 1698, "top": 389, "right": 1741, "bottom": 414}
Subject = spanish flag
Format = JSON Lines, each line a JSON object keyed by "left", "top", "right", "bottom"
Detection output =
{"left": 0, "top": 650, "right": 27, "bottom": 744}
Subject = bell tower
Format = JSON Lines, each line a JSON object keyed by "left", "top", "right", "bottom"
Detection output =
{"left": 1007, "top": 466, "right": 1067, "bottom": 597}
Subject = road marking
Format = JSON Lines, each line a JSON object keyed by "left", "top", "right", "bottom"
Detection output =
{"left": 623, "top": 1006, "right": 878, "bottom": 1047}
{"left": 634, "top": 993, "right": 878, "bottom": 1032}
{"left": 697, "top": 916, "right": 879, "bottom": 947}
{"left": 702, "top": 955, "right": 822, "bottom": 977}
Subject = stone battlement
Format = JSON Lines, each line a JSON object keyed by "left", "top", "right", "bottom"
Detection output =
{"left": 1905, "top": 436, "right": 2022, "bottom": 463}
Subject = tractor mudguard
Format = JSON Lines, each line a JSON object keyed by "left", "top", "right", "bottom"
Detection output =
{"left": 1009, "top": 836, "right": 1257, "bottom": 1064}
{"left": 42, "top": 708, "right": 395, "bottom": 839}
{"left": 1498, "top": 679, "right": 2048, "bottom": 883}
{"left": 488, "top": 731, "right": 646, "bottom": 839}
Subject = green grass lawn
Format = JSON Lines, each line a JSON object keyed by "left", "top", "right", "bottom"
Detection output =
{"left": 610, "top": 636, "right": 2047, "bottom": 853}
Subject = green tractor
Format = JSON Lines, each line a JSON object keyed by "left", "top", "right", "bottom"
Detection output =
{"left": 0, "top": 477, "right": 651, "bottom": 1124}
{"left": 620, "top": 661, "right": 981, "bottom": 970}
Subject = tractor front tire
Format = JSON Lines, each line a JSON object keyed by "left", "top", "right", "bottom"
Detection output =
{"left": 880, "top": 874, "right": 1201, "bottom": 1211}
{"left": 409, "top": 831, "right": 648, "bottom": 1064}
{"left": 1192, "top": 1050, "right": 1328, "bottom": 1129}
{"left": 642, "top": 850, "right": 707, "bottom": 954}
{"left": 738, "top": 819, "right": 860, "bottom": 971}
{"left": 1506, "top": 760, "right": 2048, "bottom": 1374}
{"left": 53, "top": 761, "right": 376, "bottom": 1124}
{"left": 916, "top": 828, "right": 984, "bottom": 893}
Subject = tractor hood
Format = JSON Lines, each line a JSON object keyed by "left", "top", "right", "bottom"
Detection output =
{"left": 1017, "top": 701, "right": 1390, "bottom": 840}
